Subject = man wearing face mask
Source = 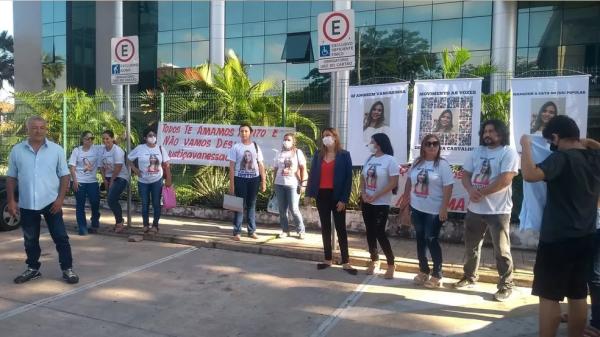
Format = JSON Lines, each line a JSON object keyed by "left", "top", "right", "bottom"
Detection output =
{"left": 453, "top": 119, "right": 519, "bottom": 302}
{"left": 521, "top": 115, "right": 600, "bottom": 337}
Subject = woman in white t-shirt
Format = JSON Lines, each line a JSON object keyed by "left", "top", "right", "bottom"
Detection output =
{"left": 68, "top": 131, "right": 101, "bottom": 235}
{"left": 397, "top": 134, "right": 454, "bottom": 288}
{"left": 360, "top": 133, "right": 400, "bottom": 279}
{"left": 273, "top": 133, "right": 307, "bottom": 239}
{"left": 100, "top": 130, "right": 129, "bottom": 233}
{"left": 227, "top": 123, "right": 267, "bottom": 241}
{"left": 128, "top": 127, "right": 172, "bottom": 233}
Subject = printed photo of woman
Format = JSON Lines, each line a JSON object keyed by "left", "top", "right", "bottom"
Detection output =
{"left": 530, "top": 101, "right": 558, "bottom": 134}
{"left": 240, "top": 150, "right": 254, "bottom": 171}
{"left": 365, "top": 165, "right": 377, "bottom": 190}
{"left": 363, "top": 100, "right": 390, "bottom": 143}
{"left": 473, "top": 158, "right": 491, "bottom": 185}
{"left": 433, "top": 109, "right": 454, "bottom": 133}
{"left": 413, "top": 169, "right": 429, "bottom": 196}
{"left": 147, "top": 154, "right": 160, "bottom": 173}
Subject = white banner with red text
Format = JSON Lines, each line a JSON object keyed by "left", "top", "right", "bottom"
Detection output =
{"left": 410, "top": 78, "right": 483, "bottom": 165}
{"left": 157, "top": 122, "right": 294, "bottom": 167}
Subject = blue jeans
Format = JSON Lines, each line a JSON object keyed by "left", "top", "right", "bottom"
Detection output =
{"left": 138, "top": 179, "right": 163, "bottom": 227}
{"left": 275, "top": 184, "right": 305, "bottom": 234}
{"left": 20, "top": 203, "right": 73, "bottom": 270}
{"left": 74, "top": 181, "right": 100, "bottom": 234}
{"left": 411, "top": 207, "right": 443, "bottom": 278}
{"left": 233, "top": 176, "right": 260, "bottom": 236}
{"left": 106, "top": 177, "right": 128, "bottom": 224}
{"left": 589, "top": 229, "right": 600, "bottom": 329}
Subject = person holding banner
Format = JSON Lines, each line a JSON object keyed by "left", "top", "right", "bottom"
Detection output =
{"left": 228, "top": 123, "right": 267, "bottom": 241}
{"left": 363, "top": 101, "right": 390, "bottom": 143}
{"left": 530, "top": 101, "right": 558, "bottom": 134}
{"left": 453, "top": 120, "right": 519, "bottom": 302}
{"left": 273, "top": 133, "right": 307, "bottom": 239}
{"left": 306, "top": 128, "right": 357, "bottom": 275}
{"left": 68, "top": 131, "right": 101, "bottom": 235}
{"left": 128, "top": 127, "right": 172, "bottom": 234}
{"left": 99, "top": 130, "right": 129, "bottom": 234}
{"left": 360, "top": 133, "right": 399, "bottom": 279}
{"left": 398, "top": 134, "right": 454, "bottom": 288}
{"left": 520, "top": 116, "right": 600, "bottom": 337}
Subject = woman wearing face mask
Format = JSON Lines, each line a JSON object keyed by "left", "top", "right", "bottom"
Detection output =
{"left": 397, "top": 134, "right": 454, "bottom": 288}
{"left": 361, "top": 133, "right": 399, "bottom": 278}
{"left": 306, "top": 128, "right": 357, "bottom": 275}
{"left": 99, "top": 130, "right": 129, "bottom": 233}
{"left": 127, "top": 126, "right": 172, "bottom": 233}
{"left": 273, "top": 133, "right": 307, "bottom": 239}
{"left": 68, "top": 131, "right": 101, "bottom": 235}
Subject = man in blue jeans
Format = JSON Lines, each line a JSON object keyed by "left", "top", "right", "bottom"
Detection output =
{"left": 6, "top": 116, "right": 79, "bottom": 284}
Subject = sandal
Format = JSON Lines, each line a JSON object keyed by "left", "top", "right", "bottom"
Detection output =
{"left": 150, "top": 226, "right": 159, "bottom": 234}
{"left": 317, "top": 260, "right": 333, "bottom": 270}
{"left": 114, "top": 222, "right": 125, "bottom": 233}
{"left": 143, "top": 226, "right": 150, "bottom": 233}
{"left": 342, "top": 263, "right": 358, "bottom": 275}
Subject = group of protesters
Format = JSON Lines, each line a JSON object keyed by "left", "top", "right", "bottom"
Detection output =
{"left": 5, "top": 114, "right": 600, "bottom": 337}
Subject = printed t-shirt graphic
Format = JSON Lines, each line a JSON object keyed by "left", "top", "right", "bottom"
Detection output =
{"left": 228, "top": 143, "right": 264, "bottom": 178}
{"left": 361, "top": 155, "right": 399, "bottom": 206}
{"left": 472, "top": 158, "right": 492, "bottom": 187}
{"left": 274, "top": 149, "right": 306, "bottom": 187}
{"left": 68, "top": 146, "right": 100, "bottom": 183}
{"left": 413, "top": 169, "right": 429, "bottom": 197}
{"left": 128, "top": 144, "right": 170, "bottom": 184}
{"left": 365, "top": 164, "right": 377, "bottom": 191}
{"left": 409, "top": 160, "right": 454, "bottom": 215}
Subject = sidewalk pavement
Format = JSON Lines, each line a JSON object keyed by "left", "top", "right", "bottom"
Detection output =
{"left": 61, "top": 207, "right": 536, "bottom": 287}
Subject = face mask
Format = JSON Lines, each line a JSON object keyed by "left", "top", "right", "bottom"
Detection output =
{"left": 283, "top": 140, "right": 293, "bottom": 149}
{"left": 549, "top": 143, "right": 558, "bottom": 152}
{"left": 147, "top": 136, "right": 157, "bottom": 145}
{"left": 322, "top": 136, "right": 335, "bottom": 147}
{"left": 367, "top": 143, "right": 377, "bottom": 154}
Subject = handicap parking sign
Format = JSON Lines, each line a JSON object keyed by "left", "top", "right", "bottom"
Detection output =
{"left": 111, "top": 64, "right": 120, "bottom": 75}
{"left": 320, "top": 45, "right": 330, "bottom": 57}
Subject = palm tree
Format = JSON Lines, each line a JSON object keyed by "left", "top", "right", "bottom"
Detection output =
{"left": 0, "top": 30, "right": 14, "bottom": 90}
{"left": 42, "top": 54, "right": 65, "bottom": 91}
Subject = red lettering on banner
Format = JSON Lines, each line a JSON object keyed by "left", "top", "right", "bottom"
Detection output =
{"left": 168, "top": 149, "right": 227, "bottom": 161}
{"left": 185, "top": 125, "right": 192, "bottom": 134}
{"left": 196, "top": 126, "right": 235, "bottom": 137}
{"left": 272, "top": 130, "right": 278, "bottom": 138}
{"left": 163, "top": 135, "right": 179, "bottom": 146}
{"left": 448, "top": 198, "right": 465, "bottom": 211}
{"left": 162, "top": 124, "right": 181, "bottom": 134}
{"left": 183, "top": 138, "right": 212, "bottom": 147}
{"left": 252, "top": 129, "right": 266, "bottom": 137}
{"left": 216, "top": 139, "right": 234, "bottom": 149}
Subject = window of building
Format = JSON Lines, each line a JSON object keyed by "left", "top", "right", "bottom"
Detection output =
{"left": 282, "top": 32, "right": 313, "bottom": 63}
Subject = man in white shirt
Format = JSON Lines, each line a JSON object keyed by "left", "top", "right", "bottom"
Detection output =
{"left": 453, "top": 120, "right": 519, "bottom": 302}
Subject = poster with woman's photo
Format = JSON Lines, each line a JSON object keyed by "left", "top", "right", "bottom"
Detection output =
{"left": 348, "top": 83, "right": 409, "bottom": 164}
{"left": 510, "top": 75, "right": 589, "bottom": 151}
{"left": 410, "top": 78, "right": 483, "bottom": 165}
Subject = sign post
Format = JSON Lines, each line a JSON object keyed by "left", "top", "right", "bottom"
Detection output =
{"left": 111, "top": 36, "right": 139, "bottom": 228}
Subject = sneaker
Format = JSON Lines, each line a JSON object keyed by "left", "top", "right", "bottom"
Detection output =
{"left": 248, "top": 233, "right": 259, "bottom": 239}
{"left": 493, "top": 288, "right": 513, "bottom": 302}
{"left": 384, "top": 264, "right": 395, "bottom": 279}
{"left": 366, "top": 260, "right": 380, "bottom": 275}
{"left": 424, "top": 276, "right": 442, "bottom": 289}
{"left": 277, "top": 231, "right": 288, "bottom": 238}
{"left": 297, "top": 232, "right": 305, "bottom": 240}
{"left": 62, "top": 268, "right": 79, "bottom": 284}
{"left": 14, "top": 268, "right": 41, "bottom": 284}
{"left": 453, "top": 277, "right": 476, "bottom": 289}
{"left": 232, "top": 234, "right": 241, "bottom": 241}
{"left": 413, "top": 272, "right": 429, "bottom": 285}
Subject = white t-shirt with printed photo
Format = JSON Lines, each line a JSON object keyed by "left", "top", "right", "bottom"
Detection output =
{"left": 361, "top": 154, "right": 399, "bottom": 206}
{"left": 274, "top": 149, "right": 306, "bottom": 187}
{"left": 128, "top": 144, "right": 170, "bottom": 184}
{"left": 227, "top": 142, "right": 264, "bottom": 178}
{"left": 99, "top": 144, "right": 130, "bottom": 181}
{"left": 68, "top": 146, "right": 100, "bottom": 183}
{"left": 409, "top": 159, "right": 454, "bottom": 215}
{"left": 463, "top": 146, "right": 520, "bottom": 214}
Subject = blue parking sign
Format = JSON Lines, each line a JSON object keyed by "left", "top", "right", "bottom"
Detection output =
{"left": 320, "top": 45, "right": 330, "bottom": 57}
{"left": 112, "top": 64, "right": 120, "bottom": 75}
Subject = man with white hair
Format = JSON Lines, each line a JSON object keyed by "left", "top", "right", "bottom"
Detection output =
{"left": 6, "top": 115, "right": 79, "bottom": 284}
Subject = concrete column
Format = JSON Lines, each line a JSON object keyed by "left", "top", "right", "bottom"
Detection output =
{"left": 95, "top": 1, "right": 123, "bottom": 118}
{"left": 330, "top": 0, "right": 351, "bottom": 146}
{"left": 13, "top": 1, "right": 43, "bottom": 92}
{"left": 491, "top": 1, "right": 517, "bottom": 93}
{"left": 210, "top": 0, "right": 225, "bottom": 66}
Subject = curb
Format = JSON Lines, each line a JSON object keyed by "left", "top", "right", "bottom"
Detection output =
{"left": 74, "top": 224, "right": 534, "bottom": 287}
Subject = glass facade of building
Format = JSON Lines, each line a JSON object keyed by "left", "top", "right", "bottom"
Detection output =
{"left": 41, "top": 1, "right": 67, "bottom": 90}
{"left": 67, "top": 2, "right": 96, "bottom": 94}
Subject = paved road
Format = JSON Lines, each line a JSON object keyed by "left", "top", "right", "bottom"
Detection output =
{"left": 0, "top": 230, "right": 565, "bottom": 337}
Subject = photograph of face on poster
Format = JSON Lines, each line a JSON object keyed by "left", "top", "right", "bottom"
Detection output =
{"left": 432, "top": 108, "right": 459, "bottom": 134}
{"left": 363, "top": 98, "right": 391, "bottom": 143}
{"left": 529, "top": 97, "right": 565, "bottom": 135}
{"left": 417, "top": 96, "right": 473, "bottom": 147}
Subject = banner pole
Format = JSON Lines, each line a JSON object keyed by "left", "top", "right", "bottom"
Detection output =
{"left": 62, "top": 95, "right": 67, "bottom": 155}
{"left": 160, "top": 92, "right": 165, "bottom": 122}
{"left": 282, "top": 80, "right": 287, "bottom": 127}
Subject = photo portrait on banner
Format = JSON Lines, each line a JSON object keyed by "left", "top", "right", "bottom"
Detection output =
{"left": 348, "top": 82, "right": 409, "bottom": 164}
{"left": 510, "top": 75, "right": 589, "bottom": 150}
{"left": 410, "top": 78, "right": 483, "bottom": 165}
{"left": 510, "top": 75, "right": 590, "bottom": 233}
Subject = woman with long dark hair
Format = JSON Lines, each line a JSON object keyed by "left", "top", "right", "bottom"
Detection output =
{"left": 531, "top": 101, "right": 558, "bottom": 134}
{"left": 306, "top": 128, "right": 357, "bottom": 275}
{"left": 99, "top": 130, "right": 129, "bottom": 233}
{"left": 68, "top": 130, "right": 100, "bottom": 235}
{"left": 397, "top": 134, "right": 454, "bottom": 288}
{"left": 433, "top": 109, "right": 454, "bottom": 133}
{"left": 360, "top": 133, "right": 399, "bottom": 278}
{"left": 363, "top": 101, "right": 390, "bottom": 143}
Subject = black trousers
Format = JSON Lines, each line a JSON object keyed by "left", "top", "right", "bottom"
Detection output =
{"left": 362, "top": 203, "right": 395, "bottom": 265}
{"left": 316, "top": 189, "right": 349, "bottom": 264}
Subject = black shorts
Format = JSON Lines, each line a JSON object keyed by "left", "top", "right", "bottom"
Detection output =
{"left": 532, "top": 235, "right": 594, "bottom": 301}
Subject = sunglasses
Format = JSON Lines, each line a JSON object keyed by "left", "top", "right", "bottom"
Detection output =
{"left": 425, "top": 141, "right": 440, "bottom": 147}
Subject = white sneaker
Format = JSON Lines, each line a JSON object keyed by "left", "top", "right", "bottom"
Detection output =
{"left": 277, "top": 231, "right": 288, "bottom": 238}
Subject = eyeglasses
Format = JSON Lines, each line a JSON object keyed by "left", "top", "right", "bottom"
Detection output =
{"left": 425, "top": 141, "right": 439, "bottom": 147}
